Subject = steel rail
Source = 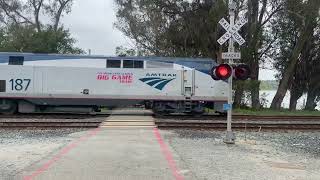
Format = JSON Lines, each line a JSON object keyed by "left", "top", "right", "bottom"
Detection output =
{"left": 155, "top": 120, "right": 320, "bottom": 130}
{"left": 0, "top": 114, "right": 108, "bottom": 128}
{"left": 0, "top": 121, "right": 102, "bottom": 128}
{"left": 155, "top": 114, "right": 320, "bottom": 121}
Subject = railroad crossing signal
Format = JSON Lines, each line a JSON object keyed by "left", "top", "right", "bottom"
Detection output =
{"left": 217, "top": 18, "right": 247, "bottom": 46}
{"left": 217, "top": 0, "right": 248, "bottom": 145}
{"left": 211, "top": 64, "right": 251, "bottom": 81}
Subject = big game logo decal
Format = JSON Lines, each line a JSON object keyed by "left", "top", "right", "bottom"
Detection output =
{"left": 97, "top": 72, "right": 133, "bottom": 84}
{"left": 139, "top": 73, "right": 176, "bottom": 90}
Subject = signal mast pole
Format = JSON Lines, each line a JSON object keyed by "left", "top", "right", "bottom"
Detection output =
{"left": 224, "top": 0, "right": 236, "bottom": 144}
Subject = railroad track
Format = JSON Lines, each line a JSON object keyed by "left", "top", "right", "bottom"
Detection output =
{"left": 0, "top": 113, "right": 110, "bottom": 119}
{"left": 0, "top": 114, "right": 108, "bottom": 128}
{"left": 155, "top": 120, "right": 320, "bottom": 130}
{"left": 233, "top": 115, "right": 320, "bottom": 120}
{"left": 155, "top": 114, "right": 320, "bottom": 121}
{"left": 155, "top": 115, "right": 320, "bottom": 130}
{"left": 0, "top": 121, "right": 102, "bottom": 128}
{"left": 0, "top": 113, "right": 319, "bottom": 129}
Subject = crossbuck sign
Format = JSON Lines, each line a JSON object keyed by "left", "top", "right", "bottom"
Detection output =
{"left": 217, "top": 18, "right": 247, "bottom": 46}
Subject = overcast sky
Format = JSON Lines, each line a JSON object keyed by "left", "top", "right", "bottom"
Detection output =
{"left": 62, "top": 0, "right": 130, "bottom": 56}
{"left": 61, "top": 0, "right": 276, "bottom": 80}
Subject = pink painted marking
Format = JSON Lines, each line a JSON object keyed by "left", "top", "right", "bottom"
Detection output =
{"left": 153, "top": 128, "right": 184, "bottom": 180}
{"left": 23, "top": 128, "right": 101, "bottom": 180}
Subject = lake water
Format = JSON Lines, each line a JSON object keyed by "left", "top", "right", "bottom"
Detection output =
{"left": 259, "top": 90, "right": 320, "bottom": 110}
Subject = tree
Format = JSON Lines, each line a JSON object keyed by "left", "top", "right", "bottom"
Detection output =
{"left": 305, "top": 25, "right": 320, "bottom": 110}
{"left": 270, "top": 0, "right": 320, "bottom": 109}
{"left": 45, "top": 0, "right": 73, "bottom": 31}
{"left": 0, "top": 0, "right": 73, "bottom": 31}
{"left": 0, "top": 24, "right": 82, "bottom": 54}
{"left": 0, "top": 0, "right": 82, "bottom": 54}
{"left": 269, "top": 0, "right": 305, "bottom": 110}
{"left": 233, "top": 0, "right": 283, "bottom": 109}
{"left": 305, "top": 59, "right": 320, "bottom": 110}
{"left": 114, "top": 0, "right": 228, "bottom": 59}
{"left": 115, "top": 46, "right": 137, "bottom": 56}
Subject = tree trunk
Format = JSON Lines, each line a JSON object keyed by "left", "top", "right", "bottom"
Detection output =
{"left": 251, "top": 81, "right": 260, "bottom": 109}
{"left": 233, "top": 83, "right": 244, "bottom": 108}
{"left": 250, "top": 58, "right": 260, "bottom": 109}
{"left": 32, "top": 0, "right": 44, "bottom": 33}
{"left": 289, "top": 76, "right": 305, "bottom": 110}
{"left": 247, "top": 0, "right": 262, "bottom": 110}
{"left": 270, "top": 79, "right": 286, "bottom": 109}
{"left": 289, "top": 90, "right": 300, "bottom": 111}
{"left": 54, "top": 1, "right": 71, "bottom": 31}
{"left": 305, "top": 90, "right": 316, "bottom": 111}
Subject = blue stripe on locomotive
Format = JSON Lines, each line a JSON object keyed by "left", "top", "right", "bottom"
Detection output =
{"left": 0, "top": 52, "right": 216, "bottom": 75}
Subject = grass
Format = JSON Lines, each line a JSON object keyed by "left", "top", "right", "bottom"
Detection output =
{"left": 233, "top": 108, "right": 320, "bottom": 116}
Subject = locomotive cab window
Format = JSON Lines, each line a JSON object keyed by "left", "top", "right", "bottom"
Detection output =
{"left": 9, "top": 56, "right": 24, "bottom": 65}
{"left": 107, "top": 60, "right": 121, "bottom": 68}
{"left": 123, "top": 60, "right": 144, "bottom": 69}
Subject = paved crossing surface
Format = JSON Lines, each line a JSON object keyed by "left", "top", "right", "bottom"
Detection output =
{"left": 20, "top": 112, "right": 181, "bottom": 180}
{"left": 100, "top": 114, "right": 156, "bottom": 128}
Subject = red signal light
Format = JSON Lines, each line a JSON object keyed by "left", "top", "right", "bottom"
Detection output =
{"left": 211, "top": 64, "right": 232, "bottom": 80}
{"left": 234, "top": 64, "right": 250, "bottom": 80}
{"left": 217, "top": 66, "right": 229, "bottom": 76}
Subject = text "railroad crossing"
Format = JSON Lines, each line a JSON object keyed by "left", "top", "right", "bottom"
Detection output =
{"left": 217, "top": 18, "right": 247, "bottom": 46}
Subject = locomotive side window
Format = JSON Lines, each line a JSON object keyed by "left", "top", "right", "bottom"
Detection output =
{"left": 9, "top": 56, "right": 24, "bottom": 65}
{"left": 107, "top": 60, "right": 121, "bottom": 68}
{"left": 134, "top": 61, "right": 144, "bottom": 68}
{"left": 123, "top": 60, "right": 144, "bottom": 69}
{"left": 123, "top": 60, "right": 134, "bottom": 68}
{"left": 0, "top": 80, "right": 5, "bottom": 92}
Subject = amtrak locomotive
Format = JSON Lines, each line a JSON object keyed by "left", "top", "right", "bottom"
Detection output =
{"left": 0, "top": 52, "right": 230, "bottom": 115}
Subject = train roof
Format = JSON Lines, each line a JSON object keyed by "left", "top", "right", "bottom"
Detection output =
{"left": 0, "top": 52, "right": 216, "bottom": 64}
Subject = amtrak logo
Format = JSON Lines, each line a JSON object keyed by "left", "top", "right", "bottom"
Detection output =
{"left": 139, "top": 73, "right": 176, "bottom": 90}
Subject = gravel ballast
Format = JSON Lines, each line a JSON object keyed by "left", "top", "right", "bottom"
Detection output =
{"left": 1, "top": 127, "right": 320, "bottom": 180}
{"left": 0, "top": 128, "right": 89, "bottom": 179}
{"left": 161, "top": 130, "right": 320, "bottom": 180}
